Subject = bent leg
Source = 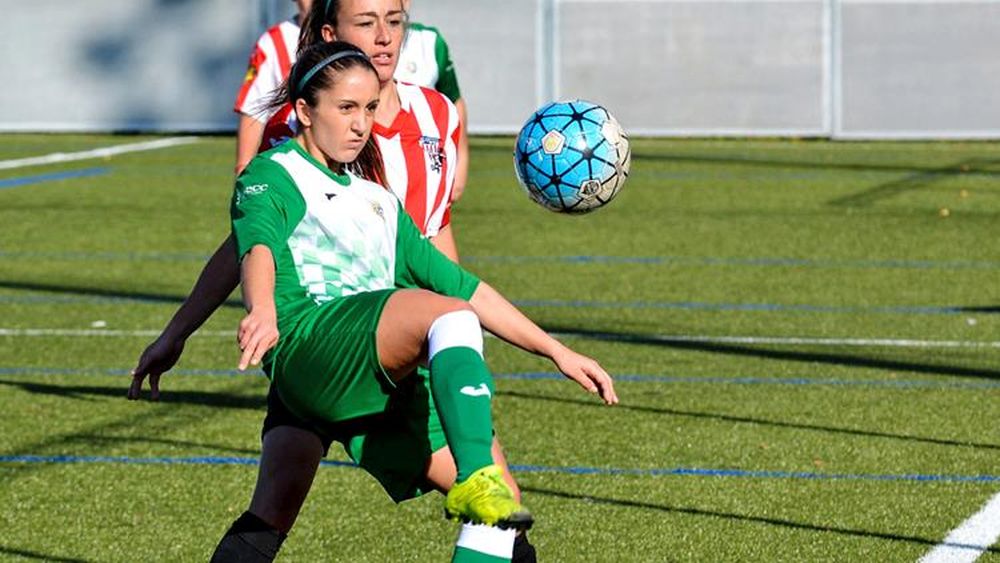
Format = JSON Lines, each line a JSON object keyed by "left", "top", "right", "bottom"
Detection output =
{"left": 377, "top": 289, "right": 527, "bottom": 526}
{"left": 426, "top": 441, "right": 538, "bottom": 563}
{"left": 425, "top": 438, "right": 523, "bottom": 501}
{"left": 248, "top": 426, "right": 325, "bottom": 532}
{"left": 376, "top": 290, "right": 494, "bottom": 480}
{"left": 375, "top": 289, "right": 472, "bottom": 379}
{"left": 211, "top": 426, "right": 323, "bottom": 561}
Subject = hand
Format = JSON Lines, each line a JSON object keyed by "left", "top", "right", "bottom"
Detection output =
{"left": 128, "top": 333, "right": 186, "bottom": 401}
{"left": 238, "top": 307, "right": 279, "bottom": 371}
{"left": 551, "top": 347, "right": 619, "bottom": 405}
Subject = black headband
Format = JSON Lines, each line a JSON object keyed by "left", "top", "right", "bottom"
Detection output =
{"left": 293, "top": 50, "right": 369, "bottom": 98}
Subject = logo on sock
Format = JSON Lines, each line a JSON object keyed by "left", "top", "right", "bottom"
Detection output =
{"left": 459, "top": 383, "right": 492, "bottom": 398}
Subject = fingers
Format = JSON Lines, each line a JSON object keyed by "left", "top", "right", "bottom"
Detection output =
{"left": 127, "top": 370, "right": 145, "bottom": 400}
{"left": 149, "top": 372, "right": 161, "bottom": 401}
{"left": 128, "top": 349, "right": 152, "bottom": 400}
{"left": 578, "top": 363, "right": 618, "bottom": 405}
{"left": 563, "top": 355, "right": 618, "bottom": 405}
{"left": 237, "top": 335, "right": 276, "bottom": 370}
{"left": 590, "top": 365, "right": 618, "bottom": 405}
{"left": 129, "top": 361, "right": 165, "bottom": 401}
{"left": 238, "top": 322, "right": 278, "bottom": 371}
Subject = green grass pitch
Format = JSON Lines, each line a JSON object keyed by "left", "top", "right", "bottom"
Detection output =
{"left": 1, "top": 134, "right": 999, "bottom": 561}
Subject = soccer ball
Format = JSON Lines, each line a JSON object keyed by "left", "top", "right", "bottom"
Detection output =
{"left": 513, "top": 99, "right": 630, "bottom": 214}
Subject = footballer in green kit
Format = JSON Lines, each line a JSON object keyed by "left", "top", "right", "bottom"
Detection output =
{"left": 228, "top": 41, "right": 617, "bottom": 562}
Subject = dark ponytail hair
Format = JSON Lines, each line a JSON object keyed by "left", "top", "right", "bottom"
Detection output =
{"left": 268, "top": 41, "right": 386, "bottom": 185}
{"left": 298, "top": 0, "right": 338, "bottom": 54}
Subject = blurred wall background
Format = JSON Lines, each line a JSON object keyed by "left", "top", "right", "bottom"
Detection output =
{"left": 2, "top": 0, "right": 998, "bottom": 138}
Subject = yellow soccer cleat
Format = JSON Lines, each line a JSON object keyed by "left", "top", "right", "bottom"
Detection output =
{"left": 445, "top": 465, "right": 533, "bottom": 530}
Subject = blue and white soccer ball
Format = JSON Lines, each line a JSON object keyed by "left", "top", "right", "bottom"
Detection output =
{"left": 513, "top": 99, "right": 630, "bottom": 214}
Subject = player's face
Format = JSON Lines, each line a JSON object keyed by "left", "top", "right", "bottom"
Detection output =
{"left": 298, "top": 66, "right": 380, "bottom": 167}
{"left": 328, "top": 0, "right": 406, "bottom": 84}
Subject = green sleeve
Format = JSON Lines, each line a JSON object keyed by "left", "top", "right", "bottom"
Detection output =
{"left": 394, "top": 201, "right": 479, "bottom": 298}
{"left": 230, "top": 157, "right": 294, "bottom": 261}
{"left": 433, "top": 29, "right": 461, "bottom": 102}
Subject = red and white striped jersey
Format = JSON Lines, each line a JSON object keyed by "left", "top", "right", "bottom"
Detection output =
{"left": 374, "top": 82, "right": 460, "bottom": 237}
{"left": 234, "top": 19, "right": 299, "bottom": 121}
{"left": 259, "top": 82, "right": 460, "bottom": 237}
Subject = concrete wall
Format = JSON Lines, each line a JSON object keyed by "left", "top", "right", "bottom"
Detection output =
{"left": 2, "top": 0, "right": 998, "bottom": 138}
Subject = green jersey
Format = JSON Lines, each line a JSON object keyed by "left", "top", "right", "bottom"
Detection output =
{"left": 395, "top": 21, "right": 462, "bottom": 102}
{"left": 231, "top": 140, "right": 479, "bottom": 340}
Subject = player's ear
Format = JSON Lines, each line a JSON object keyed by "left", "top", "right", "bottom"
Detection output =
{"left": 321, "top": 24, "right": 336, "bottom": 42}
{"left": 295, "top": 98, "right": 313, "bottom": 128}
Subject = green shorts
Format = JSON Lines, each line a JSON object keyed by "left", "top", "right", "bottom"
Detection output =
{"left": 267, "top": 288, "right": 448, "bottom": 502}
{"left": 272, "top": 289, "right": 397, "bottom": 423}
{"left": 263, "top": 370, "right": 447, "bottom": 502}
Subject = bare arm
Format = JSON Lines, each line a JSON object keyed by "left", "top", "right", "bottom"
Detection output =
{"left": 469, "top": 281, "right": 618, "bottom": 405}
{"left": 128, "top": 235, "right": 241, "bottom": 400}
{"left": 235, "top": 114, "right": 266, "bottom": 175}
{"left": 237, "top": 244, "right": 279, "bottom": 371}
{"left": 451, "top": 98, "right": 470, "bottom": 203}
{"left": 429, "top": 224, "right": 459, "bottom": 263}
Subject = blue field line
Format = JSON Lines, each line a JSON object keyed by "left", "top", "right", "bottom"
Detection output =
{"left": 508, "top": 464, "right": 1000, "bottom": 484}
{"left": 2, "top": 250, "right": 999, "bottom": 272}
{"left": 0, "top": 166, "right": 110, "bottom": 189}
{"left": 465, "top": 255, "right": 1000, "bottom": 271}
{"left": 0, "top": 293, "right": 984, "bottom": 317}
{"left": 0, "top": 250, "right": 209, "bottom": 262}
{"left": 510, "top": 299, "right": 977, "bottom": 316}
{"left": 499, "top": 372, "right": 1000, "bottom": 390}
{"left": 0, "top": 367, "right": 258, "bottom": 378}
{"left": 1, "top": 454, "right": 997, "bottom": 484}
{"left": 2, "top": 366, "right": 999, "bottom": 390}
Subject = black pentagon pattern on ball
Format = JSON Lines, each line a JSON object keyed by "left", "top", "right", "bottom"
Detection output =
{"left": 514, "top": 100, "right": 630, "bottom": 213}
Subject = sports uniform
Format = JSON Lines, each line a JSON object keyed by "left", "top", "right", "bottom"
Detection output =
{"left": 249, "top": 59, "right": 463, "bottom": 500}
{"left": 234, "top": 19, "right": 299, "bottom": 123}
{"left": 394, "top": 21, "right": 462, "bottom": 103}
{"left": 237, "top": 139, "right": 470, "bottom": 501}
{"left": 260, "top": 82, "right": 460, "bottom": 236}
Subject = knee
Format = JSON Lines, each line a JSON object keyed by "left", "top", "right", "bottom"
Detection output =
{"left": 427, "top": 293, "right": 474, "bottom": 318}
{"left": 427, "top": 308, "right": 484, "bottom": 359}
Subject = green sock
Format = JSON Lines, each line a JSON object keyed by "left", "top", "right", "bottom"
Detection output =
{"left": 452, "top": 546, "right": 510, "bottom": 563}
{"left": 429, "top": 345, "right": 496, "bottom": 482}
{"left": 452, "top": 524, "right": 515, "bottom": 562}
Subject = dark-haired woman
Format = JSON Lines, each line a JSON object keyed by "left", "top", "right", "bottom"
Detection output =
{"left": 232, "top": 40, "right": 616, "bottom": 561}
{"left": 129, "top": 2, "right": 608, "bottom": 562}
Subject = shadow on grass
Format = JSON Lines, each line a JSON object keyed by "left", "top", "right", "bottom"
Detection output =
{"left": 0, "top": 378, "right": 264, "bottom": 482}
{"left": 499, "top": 390, "right": 1000, "bottom": 451}
{"left": 961, "top": 305, "right": 1000, "bottom": 314}
{"left": 543, "top": 326, "right": 1000, "bottom": 381}
{"left": 0, "top": 379, "right": 264, "bottom": 410}
{"left": 828, "top": 157, "right": 1000, "bottom": 208}
{"left": 0, "top": 279, "right": 241, "bottom": 308}
{"left": 0, "top": 545, "right": 91, "bottom": 562}
{"left": 521, "top": 486, "right": 998, "bottom": 553}
{"left": 476, "top": 142, "right": 1000, "bottom": 208}
{"left": 474, "top": 141, "right": 1000, "bottom": 179}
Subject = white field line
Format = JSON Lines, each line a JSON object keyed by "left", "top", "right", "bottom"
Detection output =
{"left": 549, "top": 331, "right": 1000, "bottom": 350}
{"left": 918, "top": 491, "right": 1000, "bottom": 563}
{"left": 0, "top": 329, "right": 233, "bottom": 337}
{"left": 1, "top": 328, "right": 998, "bottom": 350}
{"left": 0, "top": 137, "right": 199, "bottom": 171}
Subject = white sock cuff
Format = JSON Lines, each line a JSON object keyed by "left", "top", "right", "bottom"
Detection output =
{"left": 456, "top": 523, "right": 516, "bottom": 559}
{"left": 427, "top": 309, "right": 483, "bottom": 360}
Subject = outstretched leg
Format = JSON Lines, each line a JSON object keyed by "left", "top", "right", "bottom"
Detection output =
{"left": 376, "top": 290, "right": 530, "bottom": 527}
{"left": 425, "top": 444, "right": 538, "bottom": 563}
{"left": 210, "top": 425, "right": 324, "bottom": 562}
